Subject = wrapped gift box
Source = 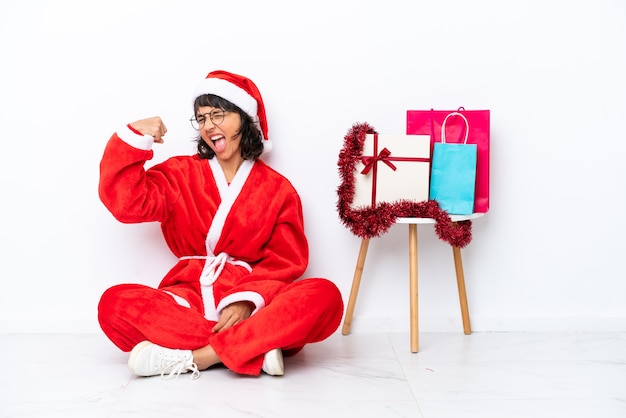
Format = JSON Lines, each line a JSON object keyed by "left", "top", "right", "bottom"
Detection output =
{"left": 352, "top": 134, "right": 431, "bottom": 208}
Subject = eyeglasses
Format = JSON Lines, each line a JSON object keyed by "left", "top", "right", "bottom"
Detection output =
{"left": 190, "top": 110, "right": 227, "bottom": 130}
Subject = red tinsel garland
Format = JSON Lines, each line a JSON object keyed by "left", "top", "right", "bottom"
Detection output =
{"left": 336, "top": 122, "right": 472, "bottom": 248}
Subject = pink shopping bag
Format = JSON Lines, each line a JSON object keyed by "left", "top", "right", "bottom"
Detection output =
{"left": 407, "top": 107, "right": 490, "bottom": 213}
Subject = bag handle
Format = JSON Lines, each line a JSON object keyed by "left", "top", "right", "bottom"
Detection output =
{"left": 441, "top": 112, "right": 469, "bottom": 144}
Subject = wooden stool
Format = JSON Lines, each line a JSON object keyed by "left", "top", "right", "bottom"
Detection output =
{"left": 341, "top": 213, "right": 483, "bottom": 352}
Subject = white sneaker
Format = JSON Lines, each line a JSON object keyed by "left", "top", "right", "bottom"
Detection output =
{"left": 128, "top": 341, "right": 200, "bottom": 380}
{"left": 262, "top": 348, "right": 284, "bottom": 376}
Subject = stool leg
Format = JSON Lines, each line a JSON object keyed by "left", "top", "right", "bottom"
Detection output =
{"left": 452, "top": 245, "right": 472, "bottom": 335}
{"left": 342, "top": 238, "right": 370, "bottom": 335}
{"left": 409, "top": 224, "right": 419, "bottom": 353}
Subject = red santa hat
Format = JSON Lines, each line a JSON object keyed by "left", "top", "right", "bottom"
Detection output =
{"left": 192, "top": 70, "right": 271, "bottom": 152}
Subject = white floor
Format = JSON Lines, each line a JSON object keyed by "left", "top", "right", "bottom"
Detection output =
{"left": 1, "top": 331, "right": 625, "bottom": 418}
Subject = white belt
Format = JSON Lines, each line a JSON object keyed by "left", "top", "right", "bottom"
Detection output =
{"left": 180, "top": 253, "right": 252, "bottom": 286}
{"left": 177, "top": 253, "right": 252, "bottom": 321}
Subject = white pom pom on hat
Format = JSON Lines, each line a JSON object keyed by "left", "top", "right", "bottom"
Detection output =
{"left": 192, "top": 70, "right": 272, "bottom": 152}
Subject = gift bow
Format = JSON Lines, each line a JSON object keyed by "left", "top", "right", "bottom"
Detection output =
{"left": 360, "top": 147, "right": 397, "bottom": 175}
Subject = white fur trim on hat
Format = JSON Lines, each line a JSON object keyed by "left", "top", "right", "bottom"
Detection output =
{"left": 192, "top": 78, "right": 258, "bottom": 118}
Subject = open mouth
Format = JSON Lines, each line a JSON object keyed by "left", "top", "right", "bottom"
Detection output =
{"left": 210, "top": 134, "right": 227, "bottom": 153}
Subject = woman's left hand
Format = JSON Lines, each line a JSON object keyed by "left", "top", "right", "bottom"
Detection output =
{"left": 212, "top": 301, "right": 253, "bottom": 333}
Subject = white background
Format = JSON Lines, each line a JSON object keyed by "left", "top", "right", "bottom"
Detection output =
{"left": 1, "top": 0, "right": 624, "bottom": 334}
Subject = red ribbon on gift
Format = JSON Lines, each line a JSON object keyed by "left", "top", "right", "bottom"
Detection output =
{"left": 359, "top": 134, "right": 430, "bottom": 206}
{"left": 360, "top": 147, "right": 397, "bottom": 175}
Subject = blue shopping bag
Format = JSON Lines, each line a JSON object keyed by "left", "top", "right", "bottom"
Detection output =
{"left": 429, "top": 112, "right": 477, "bottom": 215}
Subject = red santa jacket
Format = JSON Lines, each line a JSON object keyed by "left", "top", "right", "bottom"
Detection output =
{"left": 99, "top": 126, "right": 309, "bottom": 320}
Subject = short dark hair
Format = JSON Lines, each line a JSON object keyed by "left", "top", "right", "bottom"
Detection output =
{"left": 193, "top": 94, "right": 264, "bottom": 160}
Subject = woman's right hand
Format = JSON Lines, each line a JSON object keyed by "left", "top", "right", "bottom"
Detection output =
{"left": 129, "top": 116, "right": 168, "bottom": 143}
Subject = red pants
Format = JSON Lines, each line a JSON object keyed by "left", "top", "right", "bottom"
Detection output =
{"left": 98, "top": 278, "right": 343, "bottom": 375}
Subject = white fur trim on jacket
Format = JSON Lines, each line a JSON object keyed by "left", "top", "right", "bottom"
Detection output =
{"left": 116, "top": 124, "right": 154, "bottom": 150}
{"left": 216, "top": 291, "right": 266, "bottom": 318}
